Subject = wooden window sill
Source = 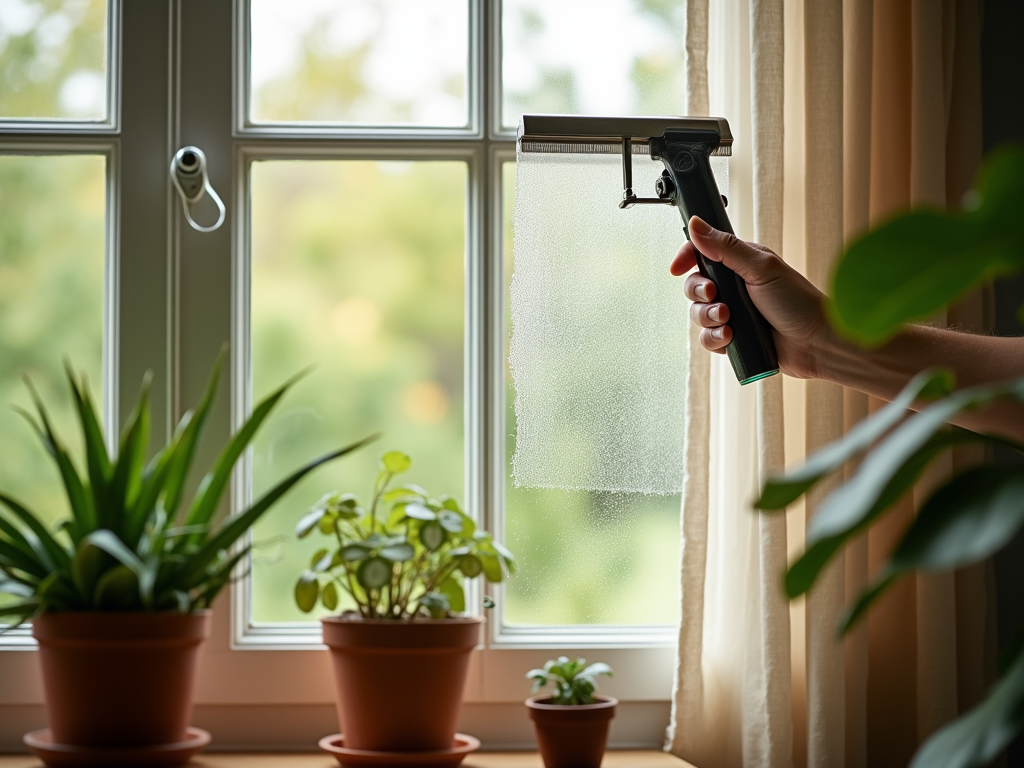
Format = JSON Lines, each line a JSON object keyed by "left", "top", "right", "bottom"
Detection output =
{"left": 0, "top": 751, "right": 697, "bottom": 767}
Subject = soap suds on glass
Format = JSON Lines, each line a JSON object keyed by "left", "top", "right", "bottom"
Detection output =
{"left": 509, "top": 148, "right": 701, "bottom": 495}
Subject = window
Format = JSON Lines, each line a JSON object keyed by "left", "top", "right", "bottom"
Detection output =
{"left": 1, "top": 0, "right": 692, "bottom": 742}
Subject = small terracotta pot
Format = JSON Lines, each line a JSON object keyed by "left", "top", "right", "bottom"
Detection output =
{"left": 526, "top": 695, "right": 618, "bottom": 768}
{"left": 32, "top": 612, "right": 211, "bottom": 748}
{"left": 321, "top": 615, "right": 481, "bottom": 752}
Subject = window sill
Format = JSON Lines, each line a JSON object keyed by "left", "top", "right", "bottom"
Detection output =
{"left": 0, "top": 752, "right": 696, "bottom": 768}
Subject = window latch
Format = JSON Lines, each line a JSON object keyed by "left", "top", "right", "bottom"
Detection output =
{"left": 170, "top": 146, "right": 226, "bottom": 233}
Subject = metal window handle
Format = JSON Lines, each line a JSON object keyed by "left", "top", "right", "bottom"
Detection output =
{"left": 170, "top": 146, "right": 226, "bottom": 233}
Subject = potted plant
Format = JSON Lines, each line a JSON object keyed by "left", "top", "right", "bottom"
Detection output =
{"left": 0, "top": 352, "right": 372, "bottom": 767}
{"left": 293, "top": 449, "right": 515, "bottom": 764}
{"left": 525, "top": 656, "right": 616, "bottom": 768}
{"left": 755, "top": 146, "right": 1024, "bottom": 768}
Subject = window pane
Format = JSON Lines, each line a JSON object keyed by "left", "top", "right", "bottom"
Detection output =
{"left": 0, "top": 154, "right": 106, "bottom": 610}
{"left": 0, "top": 0, "right": 109, "bottom": 121}
{"left": 249, "top": 0, "right": 469, "bottom": 127}
{"left": 501, "top": 0, "right": 686, "bottom": 130}
{"left": 249, "top": 159, "right": 466, "bottom": 623}
{"left": 501, "top": 161, "right": 681, "bottom": 626}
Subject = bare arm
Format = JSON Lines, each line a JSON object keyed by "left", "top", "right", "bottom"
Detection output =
{"left": 673, "top": 216, "right": 1024, "bottom": 441}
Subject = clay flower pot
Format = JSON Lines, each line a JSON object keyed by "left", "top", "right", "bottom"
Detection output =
{"left": 321, "top": 615, "right": 482, "bottom": 752}
{"left": 526, "top": 695, "right": 618, "bottom": 768}
{"left": 32, "top": 612, "right": 211, "bottom": 748}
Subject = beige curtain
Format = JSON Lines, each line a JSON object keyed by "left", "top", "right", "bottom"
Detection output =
{"left": 667, "top": 1, "right": 997, "bottom": 767}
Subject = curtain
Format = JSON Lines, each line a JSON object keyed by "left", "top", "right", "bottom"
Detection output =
{"left": 666, "top": 1, "right": 996, "bottom": 767}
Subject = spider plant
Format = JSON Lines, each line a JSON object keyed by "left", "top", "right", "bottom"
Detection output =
{"left": 527, "top": 657, "right": 614, "bottom": 705}
{"left": 0, "top": 351, "right": 374, "bottom": 626}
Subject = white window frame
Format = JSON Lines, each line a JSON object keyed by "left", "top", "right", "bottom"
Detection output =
{"left": 0, "top": 0, "right": 681, "bottom": 741}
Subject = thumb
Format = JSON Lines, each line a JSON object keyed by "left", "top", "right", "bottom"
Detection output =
{"left": 689, "top": 216, "right": 773, "bottom": 284}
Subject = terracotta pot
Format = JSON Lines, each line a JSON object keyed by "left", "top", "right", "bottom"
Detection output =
{"left": 32, "top": 612, "right": 211, "bottom": 748}
{"left": 321, "top": 615, "right": 481, "bottom": 752}
{"left": 526, "top": 695, "right": 618, "bottom": 768}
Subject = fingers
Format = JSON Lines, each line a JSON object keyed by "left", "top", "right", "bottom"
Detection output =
{"left": 670, "top": 241, "right": 697, "bottom": 276}
{"left": 700, "top": 325, "right": 732, "bottom": 352}
{"left": 688, "top": 216, "right": 781, "bottom": 285}
{"left": 690, "top": 302, "right": 729, "bottom": 328}
{"left": 683, "top": 273, "right": 717, "bottom": 303}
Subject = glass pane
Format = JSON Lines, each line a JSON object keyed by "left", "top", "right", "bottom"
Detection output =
{"left": 249, "top": 159, "right": 467, "bottom": 623}
{"left": 0, "top": 154, "right": 106, "bottom": 611}
{"left": 501, "top": 161, "right": 681, "bottom": 626}
{"left": 0, "top": 0, "right": 109, "bottom": 121}
{"left": 249, "top": 0, "right": 469, "bottom": 127}
{"left": 501, "top": 0, "right": 686, "bottom": 130}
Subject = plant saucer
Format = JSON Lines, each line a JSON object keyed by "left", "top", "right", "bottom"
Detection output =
{"left": 23, "top": 726, "right": 211, "bottom": 768}
{"left": 318, "top": 732, "right": 481, "bottom": 768}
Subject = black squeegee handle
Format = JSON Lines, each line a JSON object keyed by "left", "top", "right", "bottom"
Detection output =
{"left": 652, "top": 130, "right": 780, "bottom": 385}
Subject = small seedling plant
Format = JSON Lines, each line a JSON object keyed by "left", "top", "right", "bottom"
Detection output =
{"left": 294, "top": 450, "right": 516, "bottom": 619}
{"left": 527, "top": 657, "right": 613, "bottom": 705}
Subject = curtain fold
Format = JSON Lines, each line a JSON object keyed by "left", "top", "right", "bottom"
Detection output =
{"left": 669, "top": 1, "right": 992, "bottom": 766}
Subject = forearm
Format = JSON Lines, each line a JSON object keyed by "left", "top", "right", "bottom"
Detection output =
{"left": 814, "top": 324, "right": 1024, "bottom": 440}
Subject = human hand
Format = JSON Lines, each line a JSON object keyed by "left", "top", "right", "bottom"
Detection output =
{"left": 670, "top": 215, "right": 831, "bottom": 379}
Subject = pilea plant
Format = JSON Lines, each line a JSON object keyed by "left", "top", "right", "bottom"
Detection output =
{"left": 293, "top": 450, "right": 516, "bottom": 619}
{"left": 527, "top": 657, "right": 614, "bottom": 705}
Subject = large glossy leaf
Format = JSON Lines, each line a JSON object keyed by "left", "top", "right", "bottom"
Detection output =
{"left": 807, "top": 385, "right": 1013, "bottom": 544}
{"left": 756, "top": 369, "right": 954, "bottom": 510}
{"left": 910, "top": 640, "right": 1024, "bottom": 768}
{"left": 438, "top": 576, "right": 465, "bottom": 613}
{"left": 836, "top": 464, "right": 1024, "bottom": 633}
{"left": 784, "top": 429, "right": 982, "bottom": 598}
{"left": 894, "top": 465, "right": 1024, "bottom": 570}
{"left": 830, "top": 146, "right": 1024, "bottom": 345}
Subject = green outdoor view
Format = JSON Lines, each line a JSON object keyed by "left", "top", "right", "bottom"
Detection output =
{"left": 1, "top": 0, "right": 686, "bottom": 627}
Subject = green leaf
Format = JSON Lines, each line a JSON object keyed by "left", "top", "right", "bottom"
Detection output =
{"left": 109, "top": 372, "right": 153, "bottom": 528}
{"left": 339, "top": 544, "right": 370, "bottom": 562}
{"left": 405, "top": 503, "right": 436, "bottom": 522}
{"left": 294, "top": 571, "right": 320, "bottom": 613}
{"left": 836, "top": 464, "right": 1024, "bottom": 634}
{"left": 93, "top": 565, "right": 141, "bottom": 610}
{"left": 64, "top": 363, "right": 113, "bottom": 528}
{"left": 23, "top": 376, "right": 96, "bottom": 534}
{"left": 72, "top": 538, "right": 107, "bottom": 603}
{"left": 0, "top": 578, "right": 34, "bottom": 599}
{"left": 0, "top": 493, "right": 68, "bottom": 572}
{"left": 784, "top": 428, "right": 984, "bottom": 598}
{"left": 380, "top": 543, "right": 415, "bottom": 562}
{"left": 756, "top": 369, "right": 955, "bottom": 511}
{"left": 295, "top": 507, "right": 326, "bottom": 539}
{"left": 310, "top": 548, "right": 329, "bottom": 569}
{"left": 418, "top": 591, "right": 450, "bottom": 618}
{"left": 318, "top": 511, "right": 338, "bottom": 535}
{"left": 458, "top": 554, "right": 482, "bottom": 578}
{"left": 322, "top": 581, "right": 339, "bottom": 612}
{"left": 830, "top": 146, "right": 1024, "bottom": 345}
{"left": 493, "top": 540, "right": 517, "bottom": 574}
{"left": 479, "top": 551, "right": 504, "bottom": 583}
{"left": 356, "top": 556, "right": 392, "bottom": 590}
{"left": 170, "top": 436, "right": 374, "bottom": 591}
{"left": 185, "top": 363, "right": 317, "bottom": 532}
{"left": 909, "top": 638, "right": 1024, "bottom": 768}
{"left": 581, "top": 662, "right": 614, "bottom": 679}
{"left": 419, "top": 521, "right": 445, "bottom": 551}
{"left": 438, "top": 510, "right": 463, "bottom": 534}
{"left": 162, "top": 349, "right": 226, "bottom": 521}
{"left": 381, "top": 451, "right": 412, "bottom": 474}
{"left": 889, "top": 465, "right": 1024, "bottom": 571}
{"left": 438, "top": 576, "right": 465, "bottom": 613}
{"left": 83, "top": 530, "right": 150, "bottom": 606}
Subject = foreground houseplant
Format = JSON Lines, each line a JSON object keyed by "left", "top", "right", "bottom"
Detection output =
{"left": 294, "top": 450, "right": 515, "bottom": 760}
{"left": 0, "top": 353, "right": 371, "bottom": 763}
{"left": 526, "top": 657, "right": 616, "bottom": 768}
{"left": 756, "top": 146, "right": 1024, "bottom": 768}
